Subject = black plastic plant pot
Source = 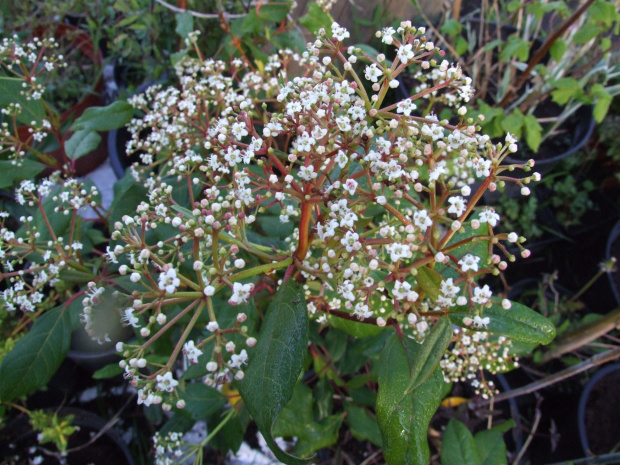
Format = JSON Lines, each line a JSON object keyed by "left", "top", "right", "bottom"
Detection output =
{"left": 503, "top": 105, "right": 596, "bottom": 178}
{"left": 605, "top": 219, "right": 620, "bottom": 308}
{"left": 0, "top": 407, "right": 135, "bottom": 465}
{"left": 578, "top": 363, "right": 620, "bottom": 457}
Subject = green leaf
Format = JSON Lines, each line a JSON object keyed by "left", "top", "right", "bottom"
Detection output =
{"left": 0, "top": 159, "right": 46, "bottom": 189}
{"left": 238, "top": 278, "right": 312, "bottom": 464}
{"left": 0, "top": 76, "right": 46, "bottom": 125}
{"left": 441, "top": 419, "right": 483, "bottom": 465}
{"left": 108, "top": 170, "right": 148, "bottom": 225}
{"left": 329, "top": 313, "right": 385, "bottom": 338}
{"left": 256, "top": 2, "right": 290, "bottom": 22}
{"left": 0, "top": 306, "right": 71, "bottom": 401}
{"left": 73, "top": 101, "right": 134, "bottom": 132}
{"left": 182, "top": 383, "right": 227, "bottom": 420}
{"left": 591, "top": 83, "right": 612, "bottom": 123}
{"left": 500, "top": 109, "right": 524, "bottom": 139}
{"left": 416, "top": 266, "right": 443, "bottom": 302}
{"left": 273, "top": 382, "right": 343, "bottom": 456}
{"left": 175, "top": 11, "right": 194, "bottom": 39}
{"left": 345, "top": 403, "right": 383, "bottom": 447}
{"left": 93, "top": 362, "right": 124, "bottom": 379}
{"left": 376, "top": 333, "right": 447, "bottom": 465}
{"left": 405, "top": 317, "right": 453, "bottom": 393}
{"left": 551, "top": 78, "right": 582, "bottom": 105}
{"left": 448, "top": 298, "right": 556, "bottom": 345}
{"left": 573, "top": 23, "right": 602, "bottom": 45}
{"left": 589, "top": 0, "right": 619, "bottom": 28}
{"left": 298, "top": 3, "right": 333, "bottom": 35}
{"left": 64, "top": 130, "right": 102, "bottom": 160}
{"left": 523, "top": 114, "right": 543, "bottom": 153}
{"left": 440, "top": 19, "right": 462, "bottom": 36}
{"left": 500, "top": 35, "right": 530, "bottom": 62}
{"left": 549, "top": 38, "right": 567, "bottom": 62}
{"left": 474, "top": 430, "right": 508, "bottom": 465}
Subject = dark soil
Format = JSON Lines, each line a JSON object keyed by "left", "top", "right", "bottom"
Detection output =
{"left": 584, "top": 369, "right": 620, "bottom": 454}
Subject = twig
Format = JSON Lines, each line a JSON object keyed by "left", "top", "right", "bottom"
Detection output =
{"left": 474, "top": 347, "right": 620, "bottom": 406}
{"left": 512, "top": 396, "right": 542, "bottom": 465}
{"left": 544, "top": 452, "right": 620, "bottom": 465}
{"left": 154, "top": 0, "right": 247, "bottom": 19}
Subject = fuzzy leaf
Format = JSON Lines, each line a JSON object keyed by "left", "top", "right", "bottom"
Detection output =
{"left": 376, "top": 333, "right": 446, "bottom": 465}
{"left": 405, "top": 317, "right": 453, "bottom": 393}
{"left": 0, "top": 306, "right": 71, "bottom": 401}
{"left": 65, "top": 130, "right": 102, "bottom": 160}
{"left": 238, "top": 278, "right": 312, "bottom": 465}
{"left": 448, "top": 298, "right": 556, "bottom": 345}
{"left": 73, "top": 101, "right": 134, "bottom": 132}
{"left": 441, "top": 419, "right": 483, "bottom": 465}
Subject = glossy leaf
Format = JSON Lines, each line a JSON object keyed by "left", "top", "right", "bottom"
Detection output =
{"left": 0, "top": 306, "right": 71, "bottom": 401}
{"left": 376, "top": 333, "right": 446, "bottom": 465}
{"left": 405, "top": 317, "right": 453, "bottom": 394}
{"left": 238, "top": 278, "right": 312, "bottom": 465}
{"left": 183, "top": 383, "right": 227, "bottom": 421}
{"left": 109, "top": 170, "right": 149, "bottom": 225}
{"left": 73, "top": 101, "right": 134, "bottom": 132}
{"left": 65, "top": 129, "right": 102, "bottom": 160}
{"left": 441, "top": 419, "right": 483, "bottom": 465}
{"left": 449, "top": 298, "right": 556, "bottom": 345}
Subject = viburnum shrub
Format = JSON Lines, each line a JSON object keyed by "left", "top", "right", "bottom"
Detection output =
{"left": 0, "top": 20, "right": 556, "bottom": 465}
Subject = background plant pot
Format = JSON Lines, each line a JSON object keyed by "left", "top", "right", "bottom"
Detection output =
{"left": 578, "top": 363, "right": 620, "bottom": 456}
{"left": 27, "top": 23, "right": 109, "bottom": 176}
{"left": 0, "top": 407, "right": 134, "bottom": 465}
{"left": 503, "top": 105, "right": 596, "bottom": 177}
{"left": 605, "top": 219, "right": 620, "bottom": 308}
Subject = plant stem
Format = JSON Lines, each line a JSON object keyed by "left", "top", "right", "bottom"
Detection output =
{"left": 166, "top": 300, "right": 204, "bottom": 369}
{"left": 543, "top": 453, "right": 620, "bottom": 465}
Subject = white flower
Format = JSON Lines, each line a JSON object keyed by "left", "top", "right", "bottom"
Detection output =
{"left": 158, "top": 268, "right": 180, "bottom": 294}
{"left": 413, "top": 209, "right": 432, "bottom": 232}
{"left": 156, "top": 372, "right": 179, "bottom": 392}
{"left": 458, "top": 254, "right": 480, "bottom": 272}
{"left": 122, "top": 308, "right": 140, "bottom": 328}
{"left": 183, "top": 340, "right": 203, "bottom": 364}
{"left": 353, "top": 302, "right": 372, "bottom": 319}
{"left": 230, "top": 282, "right": 252, "bottom": 304}
{"left": 447, "top": 196, "right": 466, "bottom": 217}
{"left": 479, "top": 207, "right": 500, "bottom": 227}
{"left": 471, "top": 285, "right": 492, "bottom": 305}
{"left": 228, "top": 349, "right": 248, "bottom": 369}
{"left": 331, "top": 22, "right": 350, "bottom": 41}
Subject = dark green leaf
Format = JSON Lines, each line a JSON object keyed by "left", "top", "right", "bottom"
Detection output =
{"left": 0, "top": 77, "right": 46, "bottom": 125}
{"left": 73, "top": 101, "right": 134, "bottom": 132}
{"left": 500, "top": 109, "right": 524, "bottom": 139}
{"left": 0, "top": 159, "right": 46, "bottom": 189}
{"left": 160, "top": 413, "right": 196, "bottom": 436}
{"left": 108, "top": 170, "right": 148, "bottom": 225}
{"left": 298, "top": 3, "right": 333, "bottom": 35}
{"left": 329, "top": 313, "right": 385, "bottom": 338}
{"left": 475, "top": 430, "right": 508, "bottom": 465}
{"left": 273, "top": 382, "right": 343, "bottom": 457}
{"left": 175, "top": 12, "right": 194, "bottom": 39}
{"left": 93, "top": 362, "right": 124, "bottom": 379}
{"left": 448, "top": 298, "right": 556, "bottom": 345}
{"left": 238, "top": 278, "right": 312, "bottom": 464}
{"left": 183, "top": 383, "right": 227, "bottom": 420}
{"left": 441, "top": 419, "right": 483, "bottom": 465}
{"left": 405, "top": 317, "right": 453, "bottom": 393}
{"left": 345, "top": 403, "right": 383, "bottom": 447}
{"left": 0, "top": 306, "right": 71, "bottom": 401}
{"left": 65, "top": 130, "right": 102, "bottom": 160}
{"left": 376, "top": 333, "right": 447, "bottom": 465}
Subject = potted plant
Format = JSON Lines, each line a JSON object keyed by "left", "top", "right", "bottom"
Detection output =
{"left": 2, "top": 6, "right": 560, "bottom": 465}
{"left": 413, "top": 0, "right": 620, "bottom": 175}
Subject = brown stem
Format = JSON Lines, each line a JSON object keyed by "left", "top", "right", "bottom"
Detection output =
{"left": 499, "top": 0, "right": 597, "bottom": 108}
{"left": 294, "top": 201, "right": 313, "bottom": 261}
